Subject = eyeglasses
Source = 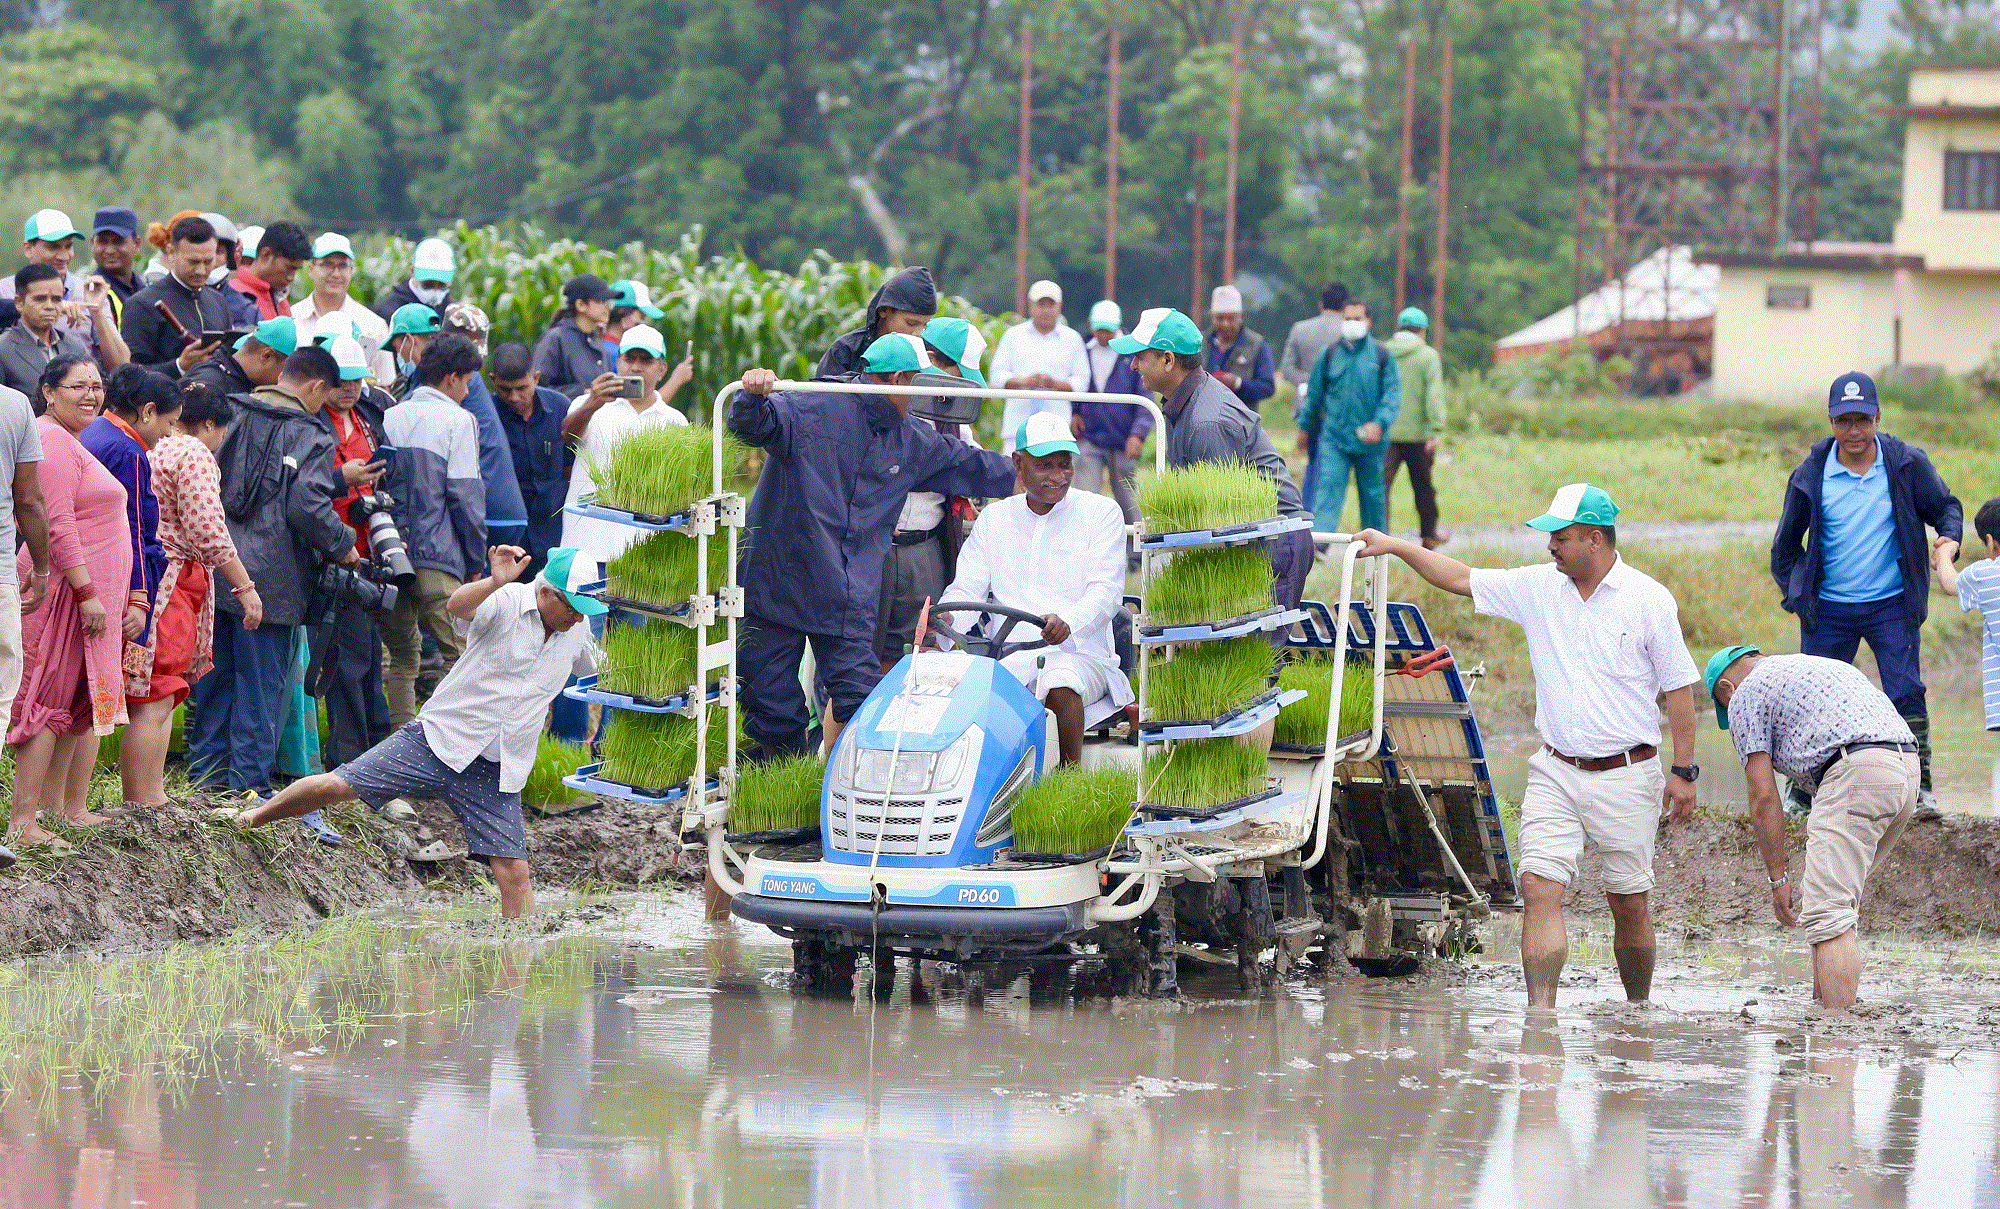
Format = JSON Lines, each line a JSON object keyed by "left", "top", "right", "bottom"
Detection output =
{"left": 57, "top": 380, "right": 105, "bottom": 395}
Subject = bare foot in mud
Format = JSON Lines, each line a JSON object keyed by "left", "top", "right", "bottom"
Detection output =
{"left": 64, "top": 810, "right": 111, "bottom": 828}
{"left": 6, "top": 823, "right": 70, "bottom": 849}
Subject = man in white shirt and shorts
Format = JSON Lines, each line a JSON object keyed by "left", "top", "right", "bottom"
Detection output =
{"left": 937, "top": 412, "right": 1133, "bottom": 765}
{"left": 1356, "top": 483, "right": 1700, "bottom": 1007}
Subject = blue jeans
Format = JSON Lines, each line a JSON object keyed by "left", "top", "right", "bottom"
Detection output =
{"left": 189, "top": 620, "right": 297, "bottom": 793}
{"left": 1300, "top": 453, "right": 1322, "bottom": 524}
{"left": 1802, "top": 594, "right": 1925, "bottom": 716}
{"left": 1312, "top": 445, "right": 1387, "bottom": 534}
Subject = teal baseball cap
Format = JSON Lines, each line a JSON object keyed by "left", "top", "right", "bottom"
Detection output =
{"left": 610, "top": 279, "right": 665, "bottom": 319}
{"left": 862, "top": 332, "right": 929, "bottom": 376}
{"left": 235, "top": 315, "right": 297, "bottom": 355}
{"left": 539, "top": 546, "right": 609, "bottom": 617}
{"left": 1704, "top": 644, "right": 1760, "bottom": 729}
{"left": 1525, "top": 482, "right": 1620, "bottom": 532}
{"left": 389, "top": 303, "right": 442, "bottom": 337}
{"left": 920, "top": 316, "right": 987, "bottom": 387}
{"left": 22, "top": 208, "right": 80, "bottom": 243}
{"left": 1016, "top": 412, "right": 1079, "bottom": 458}
{"left": 1109, "top": 307, "right": 1203, "bottom": 356}
{"left": 1398, "top": 306, "right": 1429, "bottom": 329}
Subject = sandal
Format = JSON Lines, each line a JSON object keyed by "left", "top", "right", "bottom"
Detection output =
{"left": 299, "top": 811, "right": 345, "bottom": 849}
{"left": 409, "top": 841, "right": 462, "bottom": 862}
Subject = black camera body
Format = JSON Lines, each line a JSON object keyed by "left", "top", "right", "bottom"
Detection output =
{"left": 309, "top": 488, "right": 416, "bottom": 621}
{"left": 349, "top": 489, "right": 417, "bottom": 586}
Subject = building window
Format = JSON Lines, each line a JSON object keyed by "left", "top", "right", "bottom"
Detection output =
{"left": 1766, "top": 284, "right": 1811, "bottom": 310}
{"left": 1944, "top": 151, "right": 2000, "bottom": 211}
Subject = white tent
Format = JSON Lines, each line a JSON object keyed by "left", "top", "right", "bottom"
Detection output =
{"left": 1495, "top": 245, "right": 1717, "bottom": 357}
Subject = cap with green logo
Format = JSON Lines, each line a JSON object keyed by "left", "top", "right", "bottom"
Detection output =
{"left": 1109, "top": 307, "right": 1203, "bottom": 356}
{"left": 1704, "top": 644, "right": 1760, "bottom": 729}
{"left": 1525, "top": 482, "right": 1620, "bottom": 532}
{"left": 235, "top": 315, "right": 298, "bottom": 356}
{"left": 388, "top": 303, "right": 442, "bottom": 337}
{"left": 311, "top": 316, "right": 363, "bottom": 346}
{"left": 325, "top": 335, "right": 372, "bottom": 381}
{"left": 610, "top": 279, "right": 665, "bottom": 319}
{"left": 619, "top": 323, "right": 666, "bottom": 359}
{"left": 862, "top": 332, "right": 929, "bottom": 376}
{"left": 23, "top": 208, "right": 80, "bottom": 243}
{"left": 312, "top": 231, "right": 354, "bottom": 260}
{"left": 920, "top": 317, "right": 987, "bottom": 387}
{"left": 540, "top": 546, "right": 609, "bottom": 617}
{"left": 1016, "top": 411, "right": 1079, "bottom": 458}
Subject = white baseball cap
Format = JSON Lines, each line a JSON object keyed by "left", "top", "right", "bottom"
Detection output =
{"left": 326, "top": 334, "right": 371, "bottom": 381}
{"left": 1088, "top": 300, "right": 1122, "bottom": 331}
{"left": 619, "top": 323, "right": 667, "bottom": 358}
{"left": 22, "top": 208, "right": 80, "bottom": 242}
{"left": 312, "top": 231, "right": 354, "bottom": 260}
{"left": 1027, "top": 279, "right": 1062, "bottom": 304}
{"left": 1016, "top": 411, "right": 1080, "bottom": 457}
{"left": 1210, "top": 284, "right": 1244, "bottom": 314}
{"left": 237, "top": 224, "right": 265, "bottom": 257}
{"left": 411, "top": 237, "right": 455, "bottom": 282}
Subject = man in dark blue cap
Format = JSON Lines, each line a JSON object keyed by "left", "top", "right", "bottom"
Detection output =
{"left": 1771, "top": 370, "right": 1961, "bottom": 818}
{"left": 88, "top": 206, "right": 144, "bottom": 322}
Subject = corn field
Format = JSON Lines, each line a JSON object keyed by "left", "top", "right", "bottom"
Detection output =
{"left": 350, "top": 223, "right": 1014, "bottom": 430}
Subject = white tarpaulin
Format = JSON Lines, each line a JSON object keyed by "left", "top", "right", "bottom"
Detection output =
{"left": 1496, "top": 245, "right": 1717, "bottom": 352}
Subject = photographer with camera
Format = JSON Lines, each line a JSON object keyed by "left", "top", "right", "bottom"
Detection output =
{"left": 189, "top": 344, "right": 357, "bottom": 802}
{"left": 379, "top": 334, "right": 487, "bottom": 729}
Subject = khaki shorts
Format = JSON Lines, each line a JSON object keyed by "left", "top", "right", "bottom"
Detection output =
{"left": 1517, "top": 747, "right": 1665, "bottom": 895}
{"left": 1799, "top": 748, "right": 1917, "bottom": 945}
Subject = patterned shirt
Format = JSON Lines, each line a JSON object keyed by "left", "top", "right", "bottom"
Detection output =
{"left": 151, "top": 434, "right": 239, "bottom": 569}
{"left": 1955, "top": 558, "right": 2000, "bottom": 730}
{"left": 1470, "top": 555, "right": 1699, "bottom": 758}
{"left": 1726, "top": 654, "right": 1914, "bottom": 792}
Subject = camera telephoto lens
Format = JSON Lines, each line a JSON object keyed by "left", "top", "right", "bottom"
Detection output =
{"left": 351, "top": 492, "right": 417, "bottom": 586}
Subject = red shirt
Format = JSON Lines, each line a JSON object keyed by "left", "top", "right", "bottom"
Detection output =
{"left": 326, "top": 407, "right": 377, "bottom": 554}
{"left": 231, "top": 264, "right": 290, "bottom": 319}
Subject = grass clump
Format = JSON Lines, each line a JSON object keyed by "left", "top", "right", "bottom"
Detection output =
{"left": 598, "top": 619, "right": 700, "bottom": 699}
{"left": 1274, "top": 657, "right": 1376, "bottom": 747}
{"left": 584, "top": 424, "right": 745, "bottom": 518}
{"left": 598, "top": 708, "right": 740, "bottom": 794}
{"left": 1143, "top": 738, "right": 1269, "bottom": 811}
{"left": 730, "top": 754, "right": 826, "bottom": 833}
{"left": 524, "top": 734, "right": 590, "bottom": 808}
{"left": 1145, "top": 546, "right": 1273, "bottom": 627}
{"left": 1013, "top": 765, "right": 1136, "bottom": 854}
{"left": 1139, "top": 461, "right": 1279, "bottom": 534}
{"left": 1147, "top": 636, "right": 1276, "bottom": 721}
{"left": 604, "top": 529, "right": 733, "bottom": 609}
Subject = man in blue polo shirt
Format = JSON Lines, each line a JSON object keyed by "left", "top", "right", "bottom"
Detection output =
{"left": 1771, "top": 371, "right": 1961, "bottom": 818}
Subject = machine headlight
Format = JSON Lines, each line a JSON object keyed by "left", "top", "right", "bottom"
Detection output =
{"left": 850, "top": 748, "right": 935, "bottom": 795}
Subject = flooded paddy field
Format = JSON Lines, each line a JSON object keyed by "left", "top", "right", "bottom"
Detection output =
{"left": 5, "top": 892, "right": 2000, "bottom": 1207}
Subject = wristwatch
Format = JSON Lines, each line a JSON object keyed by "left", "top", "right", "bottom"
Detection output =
{"left": 1671, "top": 764, "right": 1700, "bottom": 782}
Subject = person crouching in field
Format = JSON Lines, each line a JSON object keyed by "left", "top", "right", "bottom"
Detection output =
{"left": 215, "top": 545, "right": 603, "bottom": 917}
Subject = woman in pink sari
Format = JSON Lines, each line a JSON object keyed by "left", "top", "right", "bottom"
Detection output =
{"left": 6, "top": 354, "right": 133, "bottom": 848}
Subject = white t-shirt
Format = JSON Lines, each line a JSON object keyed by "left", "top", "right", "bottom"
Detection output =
{"left": 561, "top": 392, "right": 691, "bottom": 563}
{"left": 426, "top": 581, "right": 598, "bottom": 792}
{"left": 292, "top": 294, "right": 395, "bottom": 382}
{"left": 989, "top": 319, "right": 1090, "bottom": 451}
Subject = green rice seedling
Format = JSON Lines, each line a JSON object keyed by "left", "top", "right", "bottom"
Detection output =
{"left": 1138, "top": 461, "right": 1279, "bottom": 534}
{"left": 604, "top": 529, "right": 734, "bottom": 609}
{"left": 1145, "top": 546, "right": 1274, "bottom": 627}
{"left": 598, "top": 708, "right": 740, "bottom": 793}
{"left": 1147, "top": 636, "right": 1276, "bottom": 721}
{"left": 1012, "top": 765, "right": 1137, "bottom": 854}
{"left": 584, "top": 423, "right": 747, "bottom": 518}
{"left": 598, "top": 619, "right": 701, "bottom": 699}
{"left": 524, "top": 735, "right": 590, "bottom": 808}
{"left": 1143, "top": 738, "right": 1268, "bottom": 811}
{"left": 1273, "top": 657, "right": 1378, "bottom": 747}
{"left": 730, "top": 754, "right": 826, "bottom": 833}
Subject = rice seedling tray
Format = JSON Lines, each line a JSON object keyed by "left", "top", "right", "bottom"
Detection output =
{"left": 1139, "top": 608, "right": 1307, "bottom": 644}
{"left": 580, "top": 581, "right": 714, "bottom": 623}
{"left": 562, "top": 674, "right": 720, "bottom": 714}
{"left": 1137, "top": 514, "right": 1313, "bottom": 550}
{"left": 569, "top": 496, "right": 696, "bottom": 531}
{"left": 562, "top": 763, "right": 720, "bottom": 804}
{"left": 1271, "top": 728, "right": 1374, "bottom": 757}
{"left": 1137, "top": 785, "right": 1285, "bottom": 820}
{"left": 1001, "top": 842, "right": 1117, "bottom": 866}
{"left": 1139, "top": 687, "right": 1305, "bottom": 741}
{"left": 1124, "top": 790, "right": 1303, "bottom": 835}
{"left": 725, "top": 824, "right": 821, "bottom": 845}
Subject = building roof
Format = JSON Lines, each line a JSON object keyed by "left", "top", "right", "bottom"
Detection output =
{"left": 1699, "top": 242, "right": 1920, "bottom": 271}
{"left": 1871, "top": 104, "right": 2000, "bottom": 119}
{"left": 1495, "top": 246, "right": 1716, "bottom": 351}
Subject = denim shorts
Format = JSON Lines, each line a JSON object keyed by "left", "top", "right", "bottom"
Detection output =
{"left": 337, "top": 721, "right": 528, "bottom": 862}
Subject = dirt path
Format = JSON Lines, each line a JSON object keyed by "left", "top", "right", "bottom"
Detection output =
{"left": 1423, "top": 519, "right": 1776, "bottom": 555}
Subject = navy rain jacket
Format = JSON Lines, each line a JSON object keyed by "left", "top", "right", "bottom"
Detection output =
{"left": 1771, "top": 432, "right": 1962, "bottom": 632}
{"left": 729, "top": 374, "right": 1014, "bottom": 637}
{"left": 816, "top": 267, "right": 939, "bottom": 378}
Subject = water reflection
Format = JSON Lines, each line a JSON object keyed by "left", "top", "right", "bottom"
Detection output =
{"left": 2, "top": 908, "right": 1998, "bottom": 1207}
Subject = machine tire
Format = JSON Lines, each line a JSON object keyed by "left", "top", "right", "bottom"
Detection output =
{"left": 793, "top": 938, "right": 859, "bottom": 994}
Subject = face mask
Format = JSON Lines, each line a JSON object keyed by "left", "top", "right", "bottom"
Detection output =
{"left": 412, "top": 281, "right": 448, "bottom": 307}
{"left": 398, "top": 358, "right": 418, "bottom": 381}
{"left": 1341, "top": 319, "right": 1369, "bottom": 342}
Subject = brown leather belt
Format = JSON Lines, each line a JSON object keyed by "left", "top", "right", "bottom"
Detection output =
{"left": 1544, "top": 743, "right": 1658, "bottom": 772}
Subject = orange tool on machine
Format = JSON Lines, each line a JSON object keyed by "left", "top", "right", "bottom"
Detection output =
{"left": 1392, "top": 646, "right": 1454, "bottom": 678}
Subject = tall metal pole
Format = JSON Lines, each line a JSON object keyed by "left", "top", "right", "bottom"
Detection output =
{"left": 1015, "top": 21, "right": 1033, "bottom": 315}
{"left": 1106, "top": 27, "right": 1121, "bottom": 302}
{"left": 1191, "top": 130, "right": 1205, "bottom": 320}
{"left": 1395, "top": 32, "right": 1416, "bottom": 315}
{"left": 1222, "top": 23, "right": 1242, "bottom": 287}
{"left": 1774, "top": 0, "right": 1792, "bottom": 251}
{"left": 1573, "top": 0, "right": 1594, "bottom": 319}
{"left": 1431, "top": 33, "right": 1454, "bottom": 350}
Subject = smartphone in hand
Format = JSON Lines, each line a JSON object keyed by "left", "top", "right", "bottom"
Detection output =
{"left": 616, "top": 375, "right": 645, "bottom": 398}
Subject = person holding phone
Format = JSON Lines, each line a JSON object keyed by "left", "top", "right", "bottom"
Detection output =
{"left": 560, "top": 324, "right": 693, "bottom": 564}
{"left": 121, "top": 215, "right": 234, "bottom": 378}
{"left": 0, "top": 208, "right": 129, "bottom": 369}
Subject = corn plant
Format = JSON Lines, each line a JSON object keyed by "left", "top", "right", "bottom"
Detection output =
{"left": 730, "top": 754, "right": 826, "bottom": 833}
{"left": 1145, "top": 546, "right": 1274, "bottom": 627}
{"left": 1143, "top": 739, "right": 1268, "bottom": 812}
{"left": 1146, "top": 636, "right": 1277, "bottom": 722}
{"left": 1274, "top": 657, "right": 1377, "bottom": 747}
{"left": 598, "top": 620, "right": 700, "bottom": 700}
{"left": 598, "top": 708, "right": 739, "bottom": 793}
{"left": 524, "top": 735, "right": 591, "bottom": 808}
{"left": 1013, "top": 765, "right": 1137, "bottom": 855}
{"left": 1138, "top": 461, "right": 1280, "bottom": 535}
{"left": 605, "top": 529, "right": 734, "bottom": 611}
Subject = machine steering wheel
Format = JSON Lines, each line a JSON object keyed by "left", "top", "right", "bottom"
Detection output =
{"left": 930, "top": 600, "right": 1052, "bottom": 661}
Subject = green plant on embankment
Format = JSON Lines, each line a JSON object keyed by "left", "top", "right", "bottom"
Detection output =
{"left": 1142, "top": 739, "right": 1268, "bottom": 812}
{"left": 583, "top": 423, "right": 747, "bottom": 519}
{"left": 1138, "top": 461, "right": 1279, "bottom": 534}
{"left": 1145, "top": 546, "right": 1274, "bottom": 627}
{"left": 1146, "top": 636, "right": 1276, "bottom": 721}
{"left": 605, "top": 529, "right": 734, "bottom": 610}
{"left": 730, "top": 755, "right": 825, "bottom": 833}
{"left": 1274, "top": 657, "right": 1377, "bottom": 746}
{"left": 524, "top": 735, "right": 590, "bottom": 809}
{"left": 598, "top": 709, "right": 739, "bottom": 792}
{"left": 1013, "top": 765, "right": 1136, "bottom": 854}
{"left": 599, "top": 620, "right": 700, "bottom": 700}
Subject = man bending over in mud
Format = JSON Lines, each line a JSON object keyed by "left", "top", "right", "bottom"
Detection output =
{"left": 1706, "top": 645, "right": 1918, "bottom": 1009}
{"left": 1356, "top": 483, "right": 1700, "bottom": 1009}
{"left": 215, "top": 545, "right": 602, "bottom": 917}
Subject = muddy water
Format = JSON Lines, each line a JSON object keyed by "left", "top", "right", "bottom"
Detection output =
{"left": 6, "top": 898, "right": 2000, "bottom": 1208}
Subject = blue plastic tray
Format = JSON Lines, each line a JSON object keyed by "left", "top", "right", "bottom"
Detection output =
{"left": 562, "top": 674, "right": 722, "bottom": 715}
{"left": 1138, "top": 608, "right": 1307, "bottom": 646}
{"left": 1138, "top": 515, "right": 1313, "bottom": 550}
{"left": 1138, "top": 688, "right": 1307, "bottom": 742}
{"left": 568, "top": 497, "right": 696, "bottom": 531}
{"left": 1124, "top": 791, "right": 1304, "bottom": 836}
{"left": 562, "top": 763, "right": 720, "bottom": 805}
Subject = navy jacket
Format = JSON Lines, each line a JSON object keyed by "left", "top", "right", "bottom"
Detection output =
{"left": 78, "top": 416, "right": 166, "bottom": 622}
{"left": 496, "top": 384, "right": 572, "bottom": 553}
{"left": 1771, "top": 433, "right": 1962, "bottom": 631}
{"left": 1077, "top": 345, "right": 1153, "bottom": 450}
{"left": 729, "top": 375, "right": 1014, "bottom": 637}
{"left": 531, "top": 318, "right": 612, "bottom": 399}
{"left": 1203, "top": 328, "right": 1275, "bottom": 406}
{"left": 122, "top": 275, "right": 234, "bottom": 377}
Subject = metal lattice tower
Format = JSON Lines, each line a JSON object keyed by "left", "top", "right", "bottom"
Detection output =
{"left": 1572, "top": 0, "right": 1824, "bottom": 385}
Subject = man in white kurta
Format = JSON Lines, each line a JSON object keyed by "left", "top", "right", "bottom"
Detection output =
{"left": 988, "top": 280, "right": 1091, "bottom": 452}
{"left": 939, "top": 412, "right": 1133, "bottom": 764}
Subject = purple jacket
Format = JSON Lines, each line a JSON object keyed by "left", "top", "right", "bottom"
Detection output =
{"left": 1076, "top": 344, "right": 1153, "bottom": 450}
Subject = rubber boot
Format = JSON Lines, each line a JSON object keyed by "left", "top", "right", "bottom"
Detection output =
{"left": 1904, "top": 714, "right": 1941, "bottom": 819}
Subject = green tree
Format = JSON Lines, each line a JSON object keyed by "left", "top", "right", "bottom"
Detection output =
{"left": 0, "top": 23, "right": 162, "bottom": 174}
